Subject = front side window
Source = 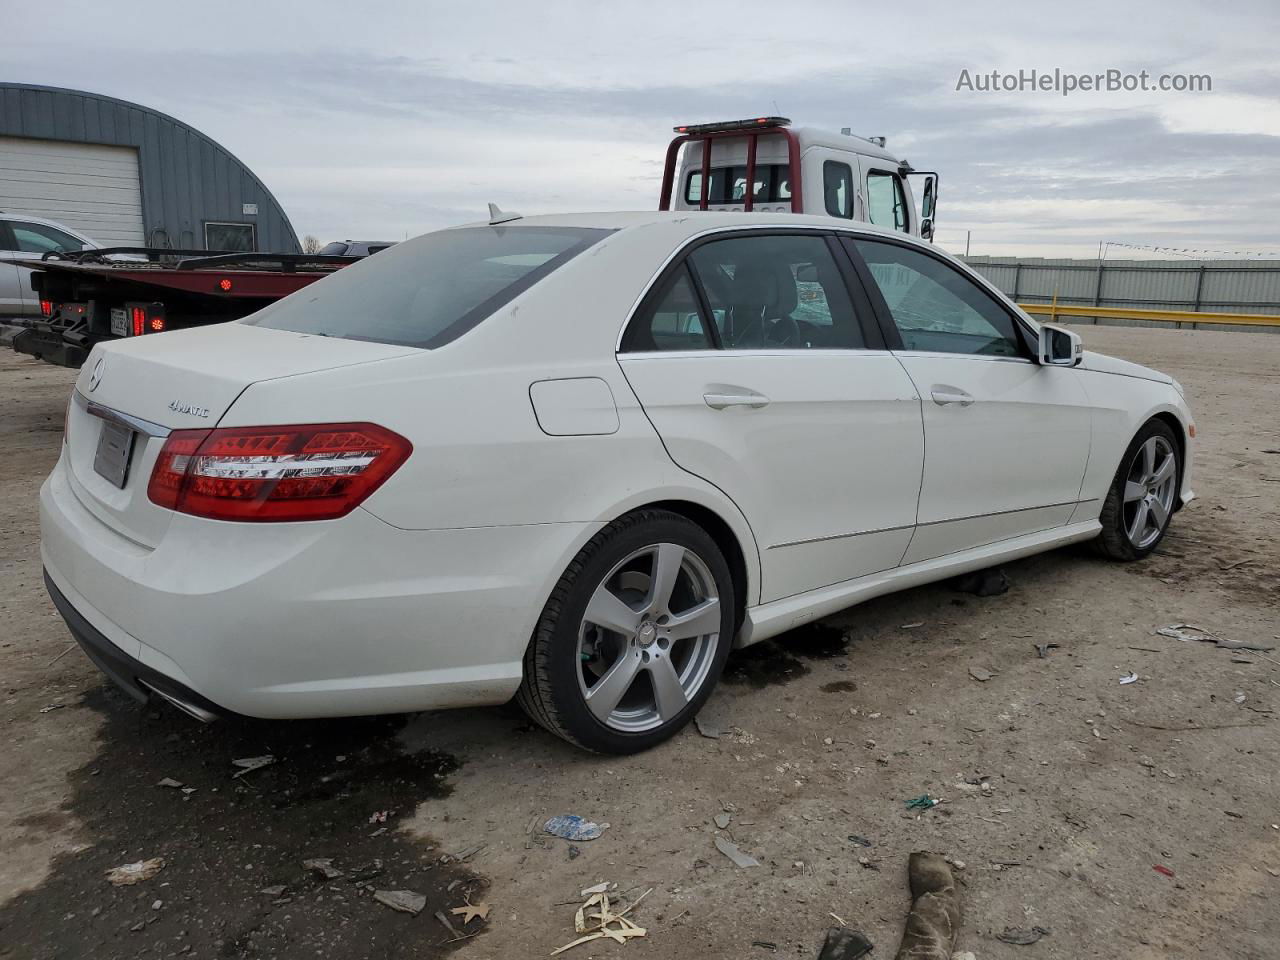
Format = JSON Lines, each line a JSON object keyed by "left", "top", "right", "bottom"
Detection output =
{"left": 9, "top": 221, "right": 86, "bottom": 254}
{"left": 823, "top": 161, "right": 853, "bottom": 219}
{"left": 687, "top": 234, "right": 865, "bottom": 350}
{"left": 866, "top": 172, "right": 909, "bottom": 232}
{"left": 850, "top": 238, "right": 1024, "bottom": 357}
{"left": 248, "top": 225, "right": 611, "bottom": 349}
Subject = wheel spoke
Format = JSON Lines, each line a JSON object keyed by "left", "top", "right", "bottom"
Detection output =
{"left": 1124, "top": 480, "right": 1146, "bottom": 503}
{"left": 1140, "top": 437, "right": 1159, "bottom": 478}
{"left": 647, "top": 544, "right": 685, "bottom": 615}
{"left": 665, "top": 597, "right": 721, "bottom": 640}
{"left": 1149, "top": 495, "right": 1169, "bottom": 529}
{"left": 585, "top": 652, "right": 642, "bottom": 721}
{"left": 647, "top": 655, "right": 688, "bottom": 721}
{"left": 1151, "top": 454, "right": 1176, "bottom": 488}
{"left": 585, "top": 584, "right": 642, "bottom": 637}
{"left": 1128, "top": 501, "right": 1150, "bottom": 542}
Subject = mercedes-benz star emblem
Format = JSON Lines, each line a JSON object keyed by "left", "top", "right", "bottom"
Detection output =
{"left": 88, "top": 357, "right": 105, "bottom": 393}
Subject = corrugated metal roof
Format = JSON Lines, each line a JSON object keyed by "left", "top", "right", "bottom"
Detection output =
{"left": 0, "top": 83, "right": 299, "bottom": 253}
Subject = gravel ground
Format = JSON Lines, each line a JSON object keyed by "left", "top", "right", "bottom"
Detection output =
{"left": 1, "top": 324, "right": 1277, "bottom": 960}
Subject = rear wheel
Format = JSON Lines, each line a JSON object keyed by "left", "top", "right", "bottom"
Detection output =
{"left": 517, "top": 510, "right": 735, "bottom": 754}
{"left": 1095, "top": 420, "right": 1180, "bottom": 560}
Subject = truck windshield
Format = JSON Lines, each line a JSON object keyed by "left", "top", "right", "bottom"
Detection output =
{"left": 245, "top": 226, "right": 612, "bottom": 349}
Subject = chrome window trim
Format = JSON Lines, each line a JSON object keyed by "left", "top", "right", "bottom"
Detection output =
{"left": 73, "top": 390, "right": 171, "bottom": 439}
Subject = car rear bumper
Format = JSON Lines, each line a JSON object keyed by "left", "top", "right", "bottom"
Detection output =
{"left": 40, "top": 451, "right": 597, "bottom": 719}
{"left": 45, "top": 568, "right": 236, "bottom": 721}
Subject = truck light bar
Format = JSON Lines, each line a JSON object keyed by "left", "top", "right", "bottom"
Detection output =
{"left": 673, "top": 117, "right": 791, "bottom": 134}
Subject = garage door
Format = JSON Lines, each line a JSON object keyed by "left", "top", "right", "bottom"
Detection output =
{"left": 0, "top": 136, "right": 145, "bottom": 247}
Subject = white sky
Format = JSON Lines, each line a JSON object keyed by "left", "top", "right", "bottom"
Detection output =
{"left": 6, "top": 0, "right": 1278, "bottom": 257}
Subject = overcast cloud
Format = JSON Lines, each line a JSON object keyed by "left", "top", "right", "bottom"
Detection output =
{"left": 6, "top": 0, "right": 1278, "bottom": 257}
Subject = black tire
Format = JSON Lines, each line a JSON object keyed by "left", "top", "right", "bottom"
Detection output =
{"left": 516, "top": 509, "right": 736, "bottom": 754}
{"left": 1095, "top": 419, "right": 1180, "bottom": 561}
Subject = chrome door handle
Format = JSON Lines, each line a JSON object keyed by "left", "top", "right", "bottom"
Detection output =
{"left": 930, "top": 386, "right": 974, "bottom": 407}
{"left": 703, "top": 392, "right": 770, "bottom": 409}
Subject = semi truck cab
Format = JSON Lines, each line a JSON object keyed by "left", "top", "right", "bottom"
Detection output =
{"left": 659, "top": 117, "right": 938, "bottom": 240}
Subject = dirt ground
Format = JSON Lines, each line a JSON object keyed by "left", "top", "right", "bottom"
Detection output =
{"left": 1, "top": 324, "right": 1277, "bottom": 960}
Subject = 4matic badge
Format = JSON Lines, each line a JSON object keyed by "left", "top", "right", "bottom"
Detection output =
{"left": 168, "top": 400, "right": 211, "bottom": 418}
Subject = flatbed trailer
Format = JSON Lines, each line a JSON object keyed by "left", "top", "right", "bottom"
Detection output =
{"left": 8, "top": 248, "right": 360, "bottom": 367}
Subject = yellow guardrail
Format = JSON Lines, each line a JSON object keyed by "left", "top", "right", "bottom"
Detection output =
{"left": 1018, "top": 302, "right": 1280, "bottom": 328}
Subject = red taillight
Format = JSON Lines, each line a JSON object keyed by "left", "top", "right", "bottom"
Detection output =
{"left": 218, "top": 278, "right": 233, "bottom": 292}
{"left": 125, "top": 301, "right": 166, "bottom": 336}
{"left": 40, "top": 299, "right": 53, "bottom": 317}
{"left": 147, "top": 423, "right": 411, "bottom": 522}
{"left": 131, "top": 306, "right": 146, "bottom": 336}
{"left": 150, "top": 316, "right": 165, "bottom": 332}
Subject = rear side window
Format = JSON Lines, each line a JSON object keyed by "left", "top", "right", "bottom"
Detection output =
{"left": 620, "top": 266, "right": 712, "bottom": 352}
{"left": 823, "top": 161, "right": 853, "bottom": 219}
{"left": 247, "top": 226, "right": 611, "bottom": 349}
{"left": 10, "top": 221, "right": 86, "bottom": 254}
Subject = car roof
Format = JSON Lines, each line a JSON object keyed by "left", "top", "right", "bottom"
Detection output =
{"left": 0, "top": 211, "right": 94, "bottom": 237}
{"left": 448, "top": 210, "right": 938, "bottom": 250}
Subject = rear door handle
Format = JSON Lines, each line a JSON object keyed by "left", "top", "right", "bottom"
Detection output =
{"left": 703, "top": 392, "right": 770, "bottom": 410}
{"left": 930, "top": 385, "right": 974, "bottom": 407}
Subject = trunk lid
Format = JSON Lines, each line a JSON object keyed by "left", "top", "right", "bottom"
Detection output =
{"left": 65, "top": 323, "right": 417, "bottom": 547}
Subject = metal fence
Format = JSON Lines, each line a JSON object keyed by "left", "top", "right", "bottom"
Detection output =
{"left": 961, "top": 256, "right": 1280, "bottom": 332}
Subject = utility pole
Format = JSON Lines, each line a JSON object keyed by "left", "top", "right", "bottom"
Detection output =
{"left": 965, "top": 231, "right": 971, "bottom": 257}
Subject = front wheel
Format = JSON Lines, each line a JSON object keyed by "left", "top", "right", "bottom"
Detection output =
{"left": 1095, "top": 420, "right": 1180, "bottom": 560}
{"left": 516, "top": 510, "right": 735, "bottom": 754}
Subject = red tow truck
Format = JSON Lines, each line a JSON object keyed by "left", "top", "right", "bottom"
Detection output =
{"left": 9, "top": 248, "right": 362, "bottom": 368}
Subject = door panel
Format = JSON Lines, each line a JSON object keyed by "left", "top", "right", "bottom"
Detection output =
{"left": 620, "top": 352, "right": 924, "bottom": 601}
{"left": 0, "top": 223, "right": 24, "bottom": 316}
{"left": 895, "top": 355, "right": 1091, "bottom": 562}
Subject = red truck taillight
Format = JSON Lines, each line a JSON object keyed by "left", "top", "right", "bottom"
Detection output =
{"left": 148, "top": 423, "right": 412, "bottom": 522}
{"left": 126, "top": 301, "right": 166, "bottom": 336}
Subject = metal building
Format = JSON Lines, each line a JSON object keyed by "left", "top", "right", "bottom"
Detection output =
{"left": 0, "top": 83, "right": 299, "bottom": 253}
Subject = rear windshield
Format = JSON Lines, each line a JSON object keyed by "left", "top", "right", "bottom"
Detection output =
{"left": 245, "top": 226, "right": 612, "bottom": 349}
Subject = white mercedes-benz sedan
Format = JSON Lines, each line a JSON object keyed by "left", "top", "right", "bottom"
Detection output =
{"left": 40, "top": 211, "right": 1194, "bottom": 753}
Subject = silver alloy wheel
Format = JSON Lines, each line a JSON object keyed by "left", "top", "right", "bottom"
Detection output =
{"left": 576, "top": 543, "right": 722, "bottom": 733}
{"left": 1123, "top": 435, "right": 1177, "bottom": 549}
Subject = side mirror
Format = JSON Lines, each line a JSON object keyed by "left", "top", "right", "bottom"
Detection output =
{"left": 920, "top": 175, "right": 935, "bottom": 220}
{"left": 1038, "top": 324, "right": 1083, "bottom": 366}
{"left": 920, "top": 218, "right": 934, "bottom": 241}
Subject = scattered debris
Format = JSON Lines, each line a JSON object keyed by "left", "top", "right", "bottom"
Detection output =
{"left": 905, "top": 794, "right": 939, "bottom": 810}
{"left": 1153, "top": 864, "right": 1175, "bottom": 878}
{"left": 1225, "top": 810, "right": 1244, "bottom": 819}
{"left": 893, "top": 852, "right": 959, "bottom": 960}
{"left": 259, "top": 885, "right": 286, "bottom": 897}
{"left": 714, "top": 812, "right": 732, "bottom": 829}
{"left": 567, "top": 845, "right": 581, "bottom": 860}
{"left": 818, "top": 926, "right": 874, "bottom": 960}
{"left": 551, "top": 888, "right": 650, "bottom": 955}
{"left": 230, "top": 755, "right": 276, "bottom": 779}
{"left": 715, "top": 835, "right": 761, "bottom": 868}
{"left": 901, "top": 622, "right": 925, "bottom": 630}
{"left": 581, "top": 882, "right": 612, "bottom": 896}
{"left": 1156, "top": 624, "right": 1275, "bottom": 652}
{"left": 951, "top": 567, "right": 1009, "bottom": 597}
{"left": 1120, "top": 672, "right": 1139, "bottom": 685}
{"left": 694, "top": 715, "right": 722, "bottom": 739}
{"left": 968, "top": 666, "right": 994, "bottom": 682}
{"left": 38, "top": 703, "right": 65, "bottom": 713}
{"left": 858, "top": 856, "right": 880, "bottom": 871}
{"left": 156, "top": 777, "right": 184, "bottom": 789}
{"left": 450, "top": 901, "right": 490, "bottom": 923}
{"left": 752, "top": 941, "right": 778, "bottom": 951}
{"left": 369, "top": 810, "right": 388, "bottom": 824}
{"left": 1035, "top": 642, "right": 1060, "bottom": 659}
{"left": 545, "top": 814, "right": 608, "bottom": 842}
{"left": 445, "top": 841, "right": 486, "bottom": 862}
{"left": 434, "top": 909, "right": 460, "bottom": 937}
{"left": 105, "top": 858, "right": 165, "bottom": 886}
{"left": 302, "top": 858, "right": 344, "bottom": 880}
{"left": 997, "top": 926, "right": 1050, "bottom": 946}
{"left": 151, "top": 899, "right": 163, "bottom": 910}
{"left": 847, "top": 834, "right": 873, "bottom": 848}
